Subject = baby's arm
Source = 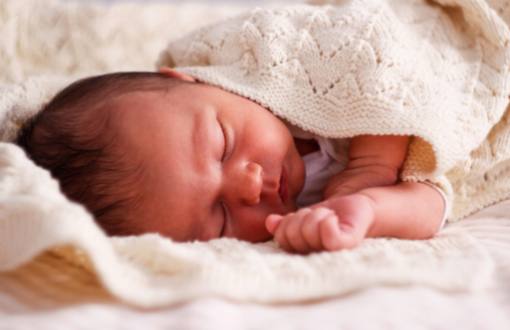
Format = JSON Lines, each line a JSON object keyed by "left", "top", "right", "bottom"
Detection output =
{"left": 266, "top": 181, "right": 445, "bottom": 253}
{"left": 266, "top": 135, "right": 446, "bottom": 253}
{"left": 324, "top": 135, "right": 409, "bottom": 197}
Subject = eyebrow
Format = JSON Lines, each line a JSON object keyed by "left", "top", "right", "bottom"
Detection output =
{"left": 191, "top": 108, "right": 219, "bottom": 170}
{"left": 191, "top": 111, "right": 205, "bottom": 172}
{"left": 189, "top": 109, "right": 219, "bottom": 240}
{"left": 191, "top": 113, "right": 198, "bottom": 166}
{"left": 186, "top": 112, "right": 202, "bottom": 239}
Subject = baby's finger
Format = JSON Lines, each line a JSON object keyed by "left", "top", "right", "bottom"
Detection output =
{"left": 274, "top": 216, "right": 292, "bottom": 251}
{"left": 265, "top": 214, "right": 283, "bottom": 235}
{"left": 274, "top": 208, "right": 311, "bottom": 252}
{"left": 285, "top": 216, "right": 311, "bottom": 253}
{"left": 302, "top": 207, "right": 335, "bottom": 251}
{"left": 319, "top": 215, "right": 345, "bottom": 251}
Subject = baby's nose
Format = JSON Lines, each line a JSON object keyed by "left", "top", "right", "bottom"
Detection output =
{"left": 239, "top": 162, "right": 263, "bottom": 206}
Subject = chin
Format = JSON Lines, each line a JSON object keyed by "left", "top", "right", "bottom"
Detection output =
{"left": 288, "top": 203, "right": 298, "bottom": 213}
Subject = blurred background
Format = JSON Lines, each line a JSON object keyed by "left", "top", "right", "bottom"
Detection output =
{"left": 75, "top": 0, "right": 300, "bottom": 3}
{"left": 3, "top": 0, "right": 306, "bottom": 82}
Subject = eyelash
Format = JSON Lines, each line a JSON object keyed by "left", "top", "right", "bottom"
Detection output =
{"left": 220, "top": 202, "right": 228, "bottom": 237}
{"left": 219, "top": 122, "right": 227, "bottom": 162}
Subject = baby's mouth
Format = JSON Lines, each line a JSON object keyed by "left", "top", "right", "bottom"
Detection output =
{"left": 278, "top": 167, "right": 288, "bottom": 204}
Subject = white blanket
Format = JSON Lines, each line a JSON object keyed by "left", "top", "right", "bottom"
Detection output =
{"left": 160, "top": 0, "right": 510, "bottom": 222}
{"left": 0, "top": 0, "right": 508, "bottom": 309}
{"left": 2, "top": 200, "right": 510, "bottom": 330}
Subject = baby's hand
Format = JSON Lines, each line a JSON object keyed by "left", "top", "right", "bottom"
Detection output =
{"left": 265, "top": 194, "right": 375, "bottom": 254}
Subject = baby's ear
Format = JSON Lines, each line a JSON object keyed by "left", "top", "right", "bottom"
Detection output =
{"left": 158, "top": 67, "right": 197, "bottom": 82}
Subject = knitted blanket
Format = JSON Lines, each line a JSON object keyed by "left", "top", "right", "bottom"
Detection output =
{"left": 0, "top": 0, "right": 506, "bottom": 308}
{"left": 159, "top": 0, "right": 510, "bottom": 222}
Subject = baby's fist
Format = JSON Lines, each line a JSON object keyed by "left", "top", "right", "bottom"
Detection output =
{"left": 266, "top": 207, "right": 346, "bottom": 253}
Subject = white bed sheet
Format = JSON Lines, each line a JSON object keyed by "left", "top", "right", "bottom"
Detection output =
{"left": 0, "top": 285, "right": 508, "bottom": 330}
{"left": 0, "top": 288, "right": 510, "bottom": 330}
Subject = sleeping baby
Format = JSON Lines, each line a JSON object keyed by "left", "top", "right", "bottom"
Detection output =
{"left": 15, "top": 0, "right": 510, "bottom": 253}
{"left": 16, "top": 68, "right": 446, "bottom": 253}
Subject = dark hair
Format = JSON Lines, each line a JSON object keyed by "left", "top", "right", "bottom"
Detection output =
{"left": 16, "top": 71, "right": 184, "bottom": 235}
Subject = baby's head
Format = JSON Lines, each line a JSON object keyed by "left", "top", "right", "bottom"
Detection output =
{"left": 17, "top": 69, "right": 305, "bottom": 242}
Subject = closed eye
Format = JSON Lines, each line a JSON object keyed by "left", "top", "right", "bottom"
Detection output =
{"left": 217, "top": 119, "right": 232, "bottom": 162}
{"left": 218, "top": 120, "right": 227, "bottom": 161}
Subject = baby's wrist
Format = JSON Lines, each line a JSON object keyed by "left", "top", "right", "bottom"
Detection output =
{"left": 348, "top": 193, "right": 377, "bottom": 234}
{"left": 322, "top": 193, "right": 376, "bottom": 231}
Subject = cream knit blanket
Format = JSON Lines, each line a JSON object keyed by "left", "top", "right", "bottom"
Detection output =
{"left": 0, "top": 0, "right": 507, "bottom": 308}
{"left": 159, "top": 0, "right": 510, "bottom": 222}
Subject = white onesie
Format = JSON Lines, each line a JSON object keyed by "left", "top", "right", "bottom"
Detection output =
{"left": 288, "top": 125, "right": 448, "bottom": 229}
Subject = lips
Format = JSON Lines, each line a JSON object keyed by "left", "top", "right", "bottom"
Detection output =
{"left": 278, "top": 167, "right": 288, "bottom": 204}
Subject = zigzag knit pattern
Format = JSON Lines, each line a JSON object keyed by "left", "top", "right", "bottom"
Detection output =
{"left": 160, "top": 0, "right": 510, "bottom": 221}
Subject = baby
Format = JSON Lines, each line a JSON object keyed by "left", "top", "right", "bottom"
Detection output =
{"left": 16, "top": 67, "right": 446, "bottom": 254}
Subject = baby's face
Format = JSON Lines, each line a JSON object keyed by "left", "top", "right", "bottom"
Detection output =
{"left": 110, "top": 77, "right": 305, "bottom": 242}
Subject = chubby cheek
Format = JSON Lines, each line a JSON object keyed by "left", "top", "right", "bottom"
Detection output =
{"left": 253, "top": 120, "right": 290, "bottom": 148}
